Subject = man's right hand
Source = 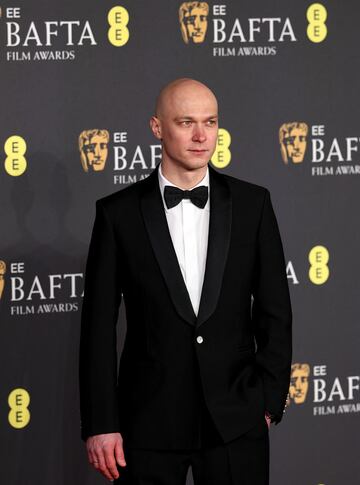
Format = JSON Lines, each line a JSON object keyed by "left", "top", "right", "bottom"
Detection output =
{"left": 86, "top": 432, "right": 127, "bottom": 482}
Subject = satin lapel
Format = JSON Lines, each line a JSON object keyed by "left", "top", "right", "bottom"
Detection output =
{"left": 140, "top": 164, "right": 197, "bottom": 326}
{"left": 139, "top": 163, "right": 232, "bottom": 329}
{"left": 196, "top": 164, "right": 232, "bottom": 329}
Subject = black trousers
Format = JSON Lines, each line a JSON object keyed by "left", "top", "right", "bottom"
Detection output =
{"left": 115, "top": 392, "right": 269, "bottom": 485}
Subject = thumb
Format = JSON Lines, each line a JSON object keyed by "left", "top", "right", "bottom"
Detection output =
{"left": 115, "top": 440, "right": 127, "bottom": 467}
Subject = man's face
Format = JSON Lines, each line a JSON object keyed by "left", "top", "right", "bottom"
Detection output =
{"left": 153, "top": 84, "right": 218, "bottom": 171}
{"left": 284, "top": 127, "right": 307, "bottom": 163}
{"left": 184, "top": 6, "right": 208, "bottom": 43}
{"left": 289, "top": 368, "right": 309, "bottom": 404}
{"left": 82, "top": 134, "right": 108, "bottom": 171}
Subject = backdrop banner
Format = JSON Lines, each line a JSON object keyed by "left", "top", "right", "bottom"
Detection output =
{"left": 1, "top": 1, "right": 359, "bottom": 484}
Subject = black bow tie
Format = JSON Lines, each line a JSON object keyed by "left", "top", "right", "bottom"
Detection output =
{"left": 164, "top": 185, "right": 208, "bottom": 209}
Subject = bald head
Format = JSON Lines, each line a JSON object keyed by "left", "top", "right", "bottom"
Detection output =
{"left": 149, "top": 77, "right": 219, "bottom": 173}
{"left": 155, "top": 78, "right": 218, "bottom": 119}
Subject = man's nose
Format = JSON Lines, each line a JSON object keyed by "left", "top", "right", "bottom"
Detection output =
{"left": 192, "top": 125, "right": 206, "bottom": 142}
{"left": 94, "top": 145, "right": 101, "bottom": 157}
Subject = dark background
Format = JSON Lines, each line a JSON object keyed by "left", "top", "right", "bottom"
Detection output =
{"left": 1, "top": 1, "right": 359, "bottom": 484}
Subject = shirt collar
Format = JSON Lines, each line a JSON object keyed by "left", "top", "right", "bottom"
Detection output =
{"left": 158, "top": 161, "right": 210, "bottom": 212}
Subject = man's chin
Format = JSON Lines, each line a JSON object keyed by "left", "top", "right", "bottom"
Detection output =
{"left": 187, "top": 155, "right": 210, "bottom": 166}
{"left": 178, "top": 157, "right": 209, "bottom": 170}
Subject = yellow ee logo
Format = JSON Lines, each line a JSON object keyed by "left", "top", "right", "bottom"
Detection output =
{"left": 308, "top": 245, "right": 329, "bottom": 284}
{"left": 108, "top": 6, "right": 130, "bottom": 47}
{"left": 307, "top": 3, "right": 327, "bottom": 43}
{"left": 8, "top": 388, "right": 30, "bottom": 429}
{"left": 4, "top": 135, "right": 27, "bottom": 176}
{"left": 211, "top": 128, "right": 231, "bottom": 169}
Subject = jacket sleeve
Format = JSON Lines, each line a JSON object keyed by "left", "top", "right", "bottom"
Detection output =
{"left": 79, "top": 199, "right": 123, "bottom": 441}
{"left": 252, "top": 188, "right": 292, "bottom": 425}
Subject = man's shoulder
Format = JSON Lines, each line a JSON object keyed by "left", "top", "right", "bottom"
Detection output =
{"left": 95, "top": 175, "right": 148, "bottom": 212}
{"left": 221, "top": 171, "right": 269, "bottom": 199}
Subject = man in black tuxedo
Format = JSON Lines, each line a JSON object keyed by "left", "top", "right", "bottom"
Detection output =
{"left": 79, "top": 78, "right": 292, "bottom": 484}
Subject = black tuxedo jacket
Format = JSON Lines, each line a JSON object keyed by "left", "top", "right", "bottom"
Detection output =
{"left": 79, "top": 162, "right": 292, "bottom": 449}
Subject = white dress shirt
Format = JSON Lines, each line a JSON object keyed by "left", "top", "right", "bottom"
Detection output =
{"left": 158, "top": 162, "right": 210, "bottom": 316}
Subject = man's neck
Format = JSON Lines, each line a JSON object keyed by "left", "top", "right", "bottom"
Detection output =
{"left": 160, "top": 160, "right": 208, "bottom": 190}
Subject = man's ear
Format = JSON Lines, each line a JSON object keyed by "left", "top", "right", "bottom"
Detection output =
{"left": 150, "top": 116, "right": 162, "bottom": 140}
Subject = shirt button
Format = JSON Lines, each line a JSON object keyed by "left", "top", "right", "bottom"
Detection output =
{"left": 196, "top": 336, "right": 204, "bottom": 344}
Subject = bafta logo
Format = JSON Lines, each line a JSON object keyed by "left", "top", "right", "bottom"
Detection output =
{"left": 179, "top": 2, "right": 209, "bottom": 44}
{"left": 289, "top": 363, "right": 310, "bottom": 404}
{"left": 0, "top": 260, "right": 6, "bottom": 299}
{"left": 78, "top": 129, "right": 110, "bottom": 173}
{"left": 279, "top": 122, "right": 308, "bottom": 164}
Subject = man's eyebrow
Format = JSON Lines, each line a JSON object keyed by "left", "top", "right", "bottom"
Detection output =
{"left": 174, "top": 115, "right": 218, "bottom": 121}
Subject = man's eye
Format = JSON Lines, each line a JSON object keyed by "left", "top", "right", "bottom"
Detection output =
{"left": 181, "top": 121, "right": 192, "bottom": 126}
{"left": 207, "top": 120, "right": 216, "bottom": 126}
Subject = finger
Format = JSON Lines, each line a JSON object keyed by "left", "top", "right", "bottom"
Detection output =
{"left": 104, "top": 445, "right": 120, "bottom": 480}
{"left": 115, "top": 440, "right": 127, "bottom": 467}
{"left": 88, "top": 448, "right": 97, "bottom": 466}
{"left": 94, "top": 448, "right": 115, "bottom": 481}
{"left": 88, "top": 447, "right": 101, "bottom": 469}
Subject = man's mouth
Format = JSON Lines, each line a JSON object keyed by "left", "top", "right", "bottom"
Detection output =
{"left": 188, "top": 149, "right": 208, "bottom": 153}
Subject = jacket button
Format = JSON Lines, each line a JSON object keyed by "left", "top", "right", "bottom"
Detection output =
{"left": 196, "top": 336, "right": 204, "bottom": 344}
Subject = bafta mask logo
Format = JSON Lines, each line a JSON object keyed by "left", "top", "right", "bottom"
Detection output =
{"left": 78, "top": 129, "right": 110, "bottom": 173}
{"left": 0, "top": 260, "right": 6, "bottom": 300}
{"left": 279, "top": 122, "right": 308, "bottom": 164}
{"left": 289, "top": 363, "right": 310, "bottom": 404}
{"left": 179, "top": 2, "right": 209, "bottom": 44}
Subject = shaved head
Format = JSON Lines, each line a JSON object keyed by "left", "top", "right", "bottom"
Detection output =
{"left": 155, "top": 78, "right": 218, "bottom": 119}
{"left": 149, "top": 77, "right": 219, "bottom": 183}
